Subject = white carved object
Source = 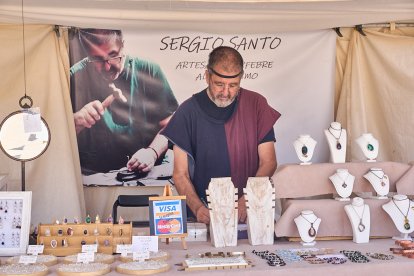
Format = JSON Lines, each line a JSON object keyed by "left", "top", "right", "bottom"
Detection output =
{"left": 244, "top": 177, "right": 275, "bottom": 245}
{"left": 206, "top": 177, "right": 238, "bottom": 248}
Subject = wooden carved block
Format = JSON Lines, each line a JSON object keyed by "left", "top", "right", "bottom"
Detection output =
{"left": 244, "top": 177, "right": 275, "bottom": 245}
{"left": 206, "top": 177, "right": 238, "bottom": 247}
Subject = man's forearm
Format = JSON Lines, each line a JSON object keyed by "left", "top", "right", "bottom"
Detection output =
{"left": 173, "top": 173, "right": 204, "bottom": 215}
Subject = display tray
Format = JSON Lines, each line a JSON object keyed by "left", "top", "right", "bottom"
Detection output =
{"left": 63, "top": 253, "right": 115, "bottom": 264}
{"left": 56, "top": 262, "right": 111, "bottom": 276}
{"left": 116, "top": 260, "right": 170, "bottom": 275}
{"left": 0, "top": 263, "right": 48, "bottom": 276}
{"left": 7, "top": 254, "right": 58, "bottom": 266}
{"left": 181, "top": 255, "right": 251, "bottom": 271}
{"left": 119, "top": 251, "right": 170, "bottom": 262}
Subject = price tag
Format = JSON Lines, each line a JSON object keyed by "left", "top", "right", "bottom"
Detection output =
{"left": 116, "top": 244, "right": 132, "bottom": 257}
{"left": 23, "top": 107, "right": 42, "bottom": 133}
{"left": 77, "top": 252, "right": 95, "bottom": 264}
{"left": 133, "top": 251, "right": 149, "bottom": 262}
{"left": 132, "top": 236, "right": 158, "bottom": 253}
{"left": 27, "top": 245, "right": 44, "bottom": 256}
{"left": 82, "top": 244, "right": 98, "bottom": 253}
{"left": 19, "top": 255, "right": 37, "bottom": 264}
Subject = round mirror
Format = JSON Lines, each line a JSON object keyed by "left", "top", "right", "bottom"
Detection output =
{"left": 0, "top": 110, "right": 51, "bottom": 161}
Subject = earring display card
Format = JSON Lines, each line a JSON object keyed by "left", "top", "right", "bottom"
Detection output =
{"left": 0, "top": 191, "right": 32, "bottom": 256}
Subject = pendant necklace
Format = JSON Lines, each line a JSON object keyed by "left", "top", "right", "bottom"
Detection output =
{"left": 351, "top": 204, "right": 366, "bottom": 232}
{"left": 297, "top": 141, "right": 308, "bottom": 158}
{"left": 328, "top": 125, "right": 343, "bottom": 150}
{"left": 367, "top": 142, "right": 374, "bottom": 152}
{"left": 392, "top": 198, "right": 411, "bottom": 230}
{"left": 337, "top": 172, "right": 350, "bottom": 189}
{"left": 369, "top": 169, "right": 388, "bottom": 187}
{"left": 300, "top": 214, "right": 318, "bottom": 237}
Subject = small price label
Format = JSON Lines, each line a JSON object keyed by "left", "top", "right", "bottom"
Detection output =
{"left": 116, "top": 244, "right": 132, "bottom": 257}
{"left": 27, "top": 245, "right": 44, "bottom": 256}
{"left": 19, "top": 255, "right": 37, "bottom": 264}
{"left": 77, "top": 252, "right": 95, "bottom": 264}
{"left": 82, "top": 244, "right": 98, "bottom": 253}
{"left": 132, "top": 236, "right": 158, "bottom": 253}
{"left": 133, "top": 251, "right": 150, "bottom": 262}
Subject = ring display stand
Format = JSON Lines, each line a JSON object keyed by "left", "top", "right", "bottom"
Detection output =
{"left": 37, "top": 222, "right": 132, "bottom": 256}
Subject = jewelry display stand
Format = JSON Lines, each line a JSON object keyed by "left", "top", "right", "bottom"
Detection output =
{"left": 37, "top": 222, "right": 132, "bottom": 256}
{"left": 382, "top": 194, "right": 414, "bottom": 241}
{"left": 244, "top": 177, "right": 275, "bottom": 245}
{"left": 294, "top": 210, "right": 321, "bottom": 246}
{"left": 293, "top": 135, "right": 317, "bottom": 165}
{"left": 0, "top": 191, "right": 32, "bottom": 256}
{"left": 0, "top": 263, "right": 48, "bottom": 276}
{"left": 7, "top": 255, "right": 58, "bottom": 266}
{"left": 116, "top": 260, "right": 170, "bottom": 275}
{"left": 328, "top": 169, "right": 354, "bottom": 201}
{"left": 56, "top": 263, "right": 110, "bottom": 276}
{"left": 363, "top": 168, "right": 389, "bottom": 199}
{"left": 179, "top": 252, "right": 251, "bottom": 271}
{"left": 119, "top": 250, "right": 170, "bottom": 262}
{"left": 324, "top": 122, "right": 347, "bottom": 163}
{"left": 356, "top": 133, "right": 379, "bottom": 162}
{"left": 206, "top": 177, "right": 238, "bottom": 248}
{"left": 344, "top": 197, "right": 370, "bottom": 243}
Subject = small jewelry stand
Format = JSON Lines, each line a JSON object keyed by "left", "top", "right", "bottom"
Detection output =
{"left": 363, "top": 168, "right": 389, "bottom": 199}
{"left": 206, "top": 178, "right": 238, "bottom": 248}
{"left": 356, "top": 133, "right": 379, "bottom": 162}
{"left": 382, "top": 194, "right": 414, "bottom": 241}
{"left": 244, "top": 177, "right": 275, "bottom": 245}
{"left": 324, "top": 121, "right": 347, "bottom": 163}
{"left": 294, "top": 210, "right": 321, "bottom": 246}
{"left": 293, "top": 135, "right": 317, "bottom": 165}
{"left": 328, "top": 169, "right": 354, "bottom": 201}
{"left": 344, "top": 197, "right": 370, "bottom": 243}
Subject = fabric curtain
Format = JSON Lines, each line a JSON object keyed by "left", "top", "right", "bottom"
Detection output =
{"left": 0, "top": 24, "right": 84, "bottom": 226}
{"left": 336, "top": 27, "right": 414, "bottom": 163}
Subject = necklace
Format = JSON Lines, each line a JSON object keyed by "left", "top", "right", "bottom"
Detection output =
{"left": 337, "top": 172, "right": 350, "bottom": 188}
{"left": 300, "top": 214, "right": 318, "bottom": 237}
{"left": 367, "top": 143, "right": 374, "bottom": 152}
{"left": 392, "top": 198, "right": 411, "bottom": 230}
{"left": 369, "top": 169, "right": 388, "bottom": 187}
{"left": 350, "top": 204, "right": 366, "bottom": 232}
{"left": 328, "top": 126, "right": 343, "bottom": 150}
{"left": 296, "top": 141, "right": 308, "bottom": 157}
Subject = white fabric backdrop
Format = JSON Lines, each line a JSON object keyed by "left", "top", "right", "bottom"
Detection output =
{"left": 121, "top": 29, "right": 336, "bottom": 164}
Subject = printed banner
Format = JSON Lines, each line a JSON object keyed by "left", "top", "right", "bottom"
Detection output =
{"left": 69, "top": 29, "right": 336, "bottom": 186}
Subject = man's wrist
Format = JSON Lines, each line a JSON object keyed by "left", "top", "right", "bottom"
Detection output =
{"left": 146, "top": 146, "right": 159, "bottom": 160}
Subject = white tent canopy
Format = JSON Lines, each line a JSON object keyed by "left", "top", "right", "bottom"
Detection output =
{"left": 1, "top": 0, "right": 414, "bottom": 32}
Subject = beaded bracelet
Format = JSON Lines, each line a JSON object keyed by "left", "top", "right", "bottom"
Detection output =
{"left": 326, "top": 257, "right": 347, "bottom": 265}
{"left": 366, "top": 253, "right": 394, "bottom": 260}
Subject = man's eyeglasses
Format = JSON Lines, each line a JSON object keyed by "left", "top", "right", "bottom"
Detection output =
{"left": 89, "top": 56, "right": 123, "bottom": 66}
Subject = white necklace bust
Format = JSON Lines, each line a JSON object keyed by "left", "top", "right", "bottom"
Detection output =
{"left": 293, "top": 134, "right": 317, "bottom": 165}
{"left": 363, "top": 168, "right": 389, "bottom": 199}
{"left": 324, "top": 121, "right": 347, "bottom": 163}
{"left": 294, "top": 210, "right": 321, "bottom": 246}
{"left": 344, "top": 197, "right": 370, "bottom": 243}
{"left": 356, "top": 133, "right": 379, "bottom": 162}
{"left": 329, "top": 168, "right": 354, "bottom": 201}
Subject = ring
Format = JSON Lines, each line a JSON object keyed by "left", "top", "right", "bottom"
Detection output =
{"left": 50, "top": 239, "right": 58, "bottom": 248}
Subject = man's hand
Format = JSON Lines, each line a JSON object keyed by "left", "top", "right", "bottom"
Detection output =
{"left": 74, "top": 83, "right": 127, "bottom": 134}
{"left": 127, "top": 148, "right": 157, "bottom": 172}
{"left": 196, "top": 205, "right": 210, "bottom": 224}
{"left": 238, "top": 196, "right": 247, "bottom": 223}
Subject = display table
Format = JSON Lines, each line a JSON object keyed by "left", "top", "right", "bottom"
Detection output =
{"left": 2, "top": 239, "right": 414, "bottom": 275}
{"left": 273, "top": 162, "right": 414, "bottom": 238}
{"left": 84, "top": 186, "right": 168, "bottom": 223}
